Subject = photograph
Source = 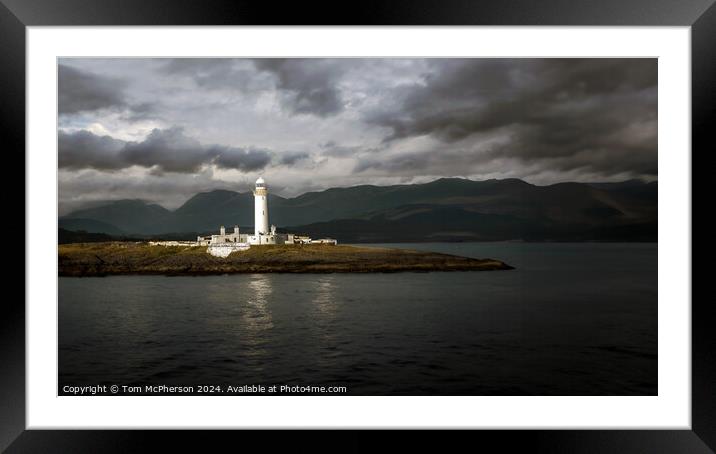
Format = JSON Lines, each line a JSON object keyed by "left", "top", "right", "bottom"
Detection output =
{"left": 3, "top": 0, "right": 709, "bottom": 448}
{"left": 56, "top": 57, "right": 658, "bottom": 397}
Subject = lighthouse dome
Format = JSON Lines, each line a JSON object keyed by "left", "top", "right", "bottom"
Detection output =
{"left": 256, "top": 176, "right": 266, "bottom": 187}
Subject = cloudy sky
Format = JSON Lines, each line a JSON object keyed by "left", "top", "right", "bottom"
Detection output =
{"left": 58, "top": 58, "right": 657, "bottom": 214}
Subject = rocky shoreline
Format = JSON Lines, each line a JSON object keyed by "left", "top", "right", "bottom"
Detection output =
{"left": 58, "top": 242, "right": 514, "bottom": 276}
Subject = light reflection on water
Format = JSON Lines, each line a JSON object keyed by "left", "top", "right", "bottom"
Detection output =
{"left": 311, "top": 276, "right": 339, "bottom": 348}
{"left": 313, "top": 276, "right": 337, "bottom": 319}
{"left": 240, "top": 274, "right": 274, "bottom": 361}
{"left": 244, "top": 274, "right": 274, "bottom": 330}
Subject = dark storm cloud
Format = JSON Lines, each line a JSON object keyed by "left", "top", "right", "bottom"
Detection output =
{"left": 253, "top": 59, "right": 346, "bottom": 117}
{"left": 365, "top": 58, "right": 657, "bottom": 177}
{"left": 278, "top": 151, "right": 311, "bottom": 166}
{"left": 58, "top": 64, "right": 129, "bottom": 115}
{"left": 160, "top": 58, "right": 235, "bottom": 76}
{"left": 58, "top": 58, "right": 659, "bottom": 209}
{"left": 120, "top": 101, "right": 161, "bottom": 121}
{"left": 157, "top": 58, "right": 347, "bottom": 116}
{"left": 158, "top": 58, "right": 259, "bottom": 90}
{"left": 320, "top": 141, "right": 359, "bottom": 158}
{"left": 354, "top": 154, "right": 428, "bottom": 174}
{"left": 59, "top": 127, "right": 272, "bottom": 173}
{"left": 59, "top": 64, "right": 162, "bottom": 120}
{"left": 208, "top": 144, "right": 273, "bottom": 172}
{"left": 319, "top": 141, "right": 383, "bottom": 158}
{"left": 58, "top": 129, "right": 126, "bottom": 170}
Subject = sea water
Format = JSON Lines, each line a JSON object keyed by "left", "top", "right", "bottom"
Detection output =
{"left": 59, "top": 242, "right": 657, "bottom": 395}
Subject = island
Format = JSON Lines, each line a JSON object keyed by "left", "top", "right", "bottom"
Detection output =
{"left": 58, "top": 242, "right": 514, "bottom": 276}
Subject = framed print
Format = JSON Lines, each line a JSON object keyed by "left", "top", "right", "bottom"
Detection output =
{"left": 4, "top": 0, "right": 712, "bottom": 451}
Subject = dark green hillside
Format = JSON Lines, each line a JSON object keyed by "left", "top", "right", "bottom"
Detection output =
{"left": 63, "top": 200, "right": 173, "bottom": 234}
{"left": 58, "top": 218, "right": 126, "bottom": 236}
{"left": 59, "top": 177, "right": 657, "bottom": 242}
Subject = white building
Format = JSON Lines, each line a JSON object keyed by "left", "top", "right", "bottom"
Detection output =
{"left": 190, "top": 176, "right": 336, "bottom": 256}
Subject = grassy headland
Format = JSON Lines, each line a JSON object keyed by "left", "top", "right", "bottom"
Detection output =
{"left": 58, "top": 242, "right": 513, "bottom": 276}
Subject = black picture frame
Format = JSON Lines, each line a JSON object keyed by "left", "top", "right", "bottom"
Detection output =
{"left": 3, "top": 0, "right": 710, "bottom": 452}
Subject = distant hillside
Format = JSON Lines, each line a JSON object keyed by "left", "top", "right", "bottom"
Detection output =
{"left": 64, "top": 200, "right": 173, "bottom": 234}
{"left": 58, "top": 228, "right": 140, "bottom": 244}
{"left": 171, "top": 190, "right": 258, "bottom": 232}
{"left": 60, "top": 178, "right": 658, "bottom": 242}
{"left": 58, "top": 218, "right": 126, "bottom": 236}
{"left": 286, "top": 209, "right": 657, "bottom": 243}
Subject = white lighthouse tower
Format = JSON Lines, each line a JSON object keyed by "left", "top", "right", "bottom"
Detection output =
{"left": 253, "top": 176, "right": 269, "bottom": 237}
{"left": 190, "top": 172, "right": 337, "bottom": 253}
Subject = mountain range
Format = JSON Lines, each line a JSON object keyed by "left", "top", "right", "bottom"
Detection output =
{"left": 59, "top": 178, "right": 657, "bottom": 242}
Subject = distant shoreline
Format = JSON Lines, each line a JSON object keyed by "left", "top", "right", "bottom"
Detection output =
{"left": 58, "top": 229, "right": 657, "bottom": 246}
{"left": 58, "top": 242, "right": 514, "bottom": 277}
